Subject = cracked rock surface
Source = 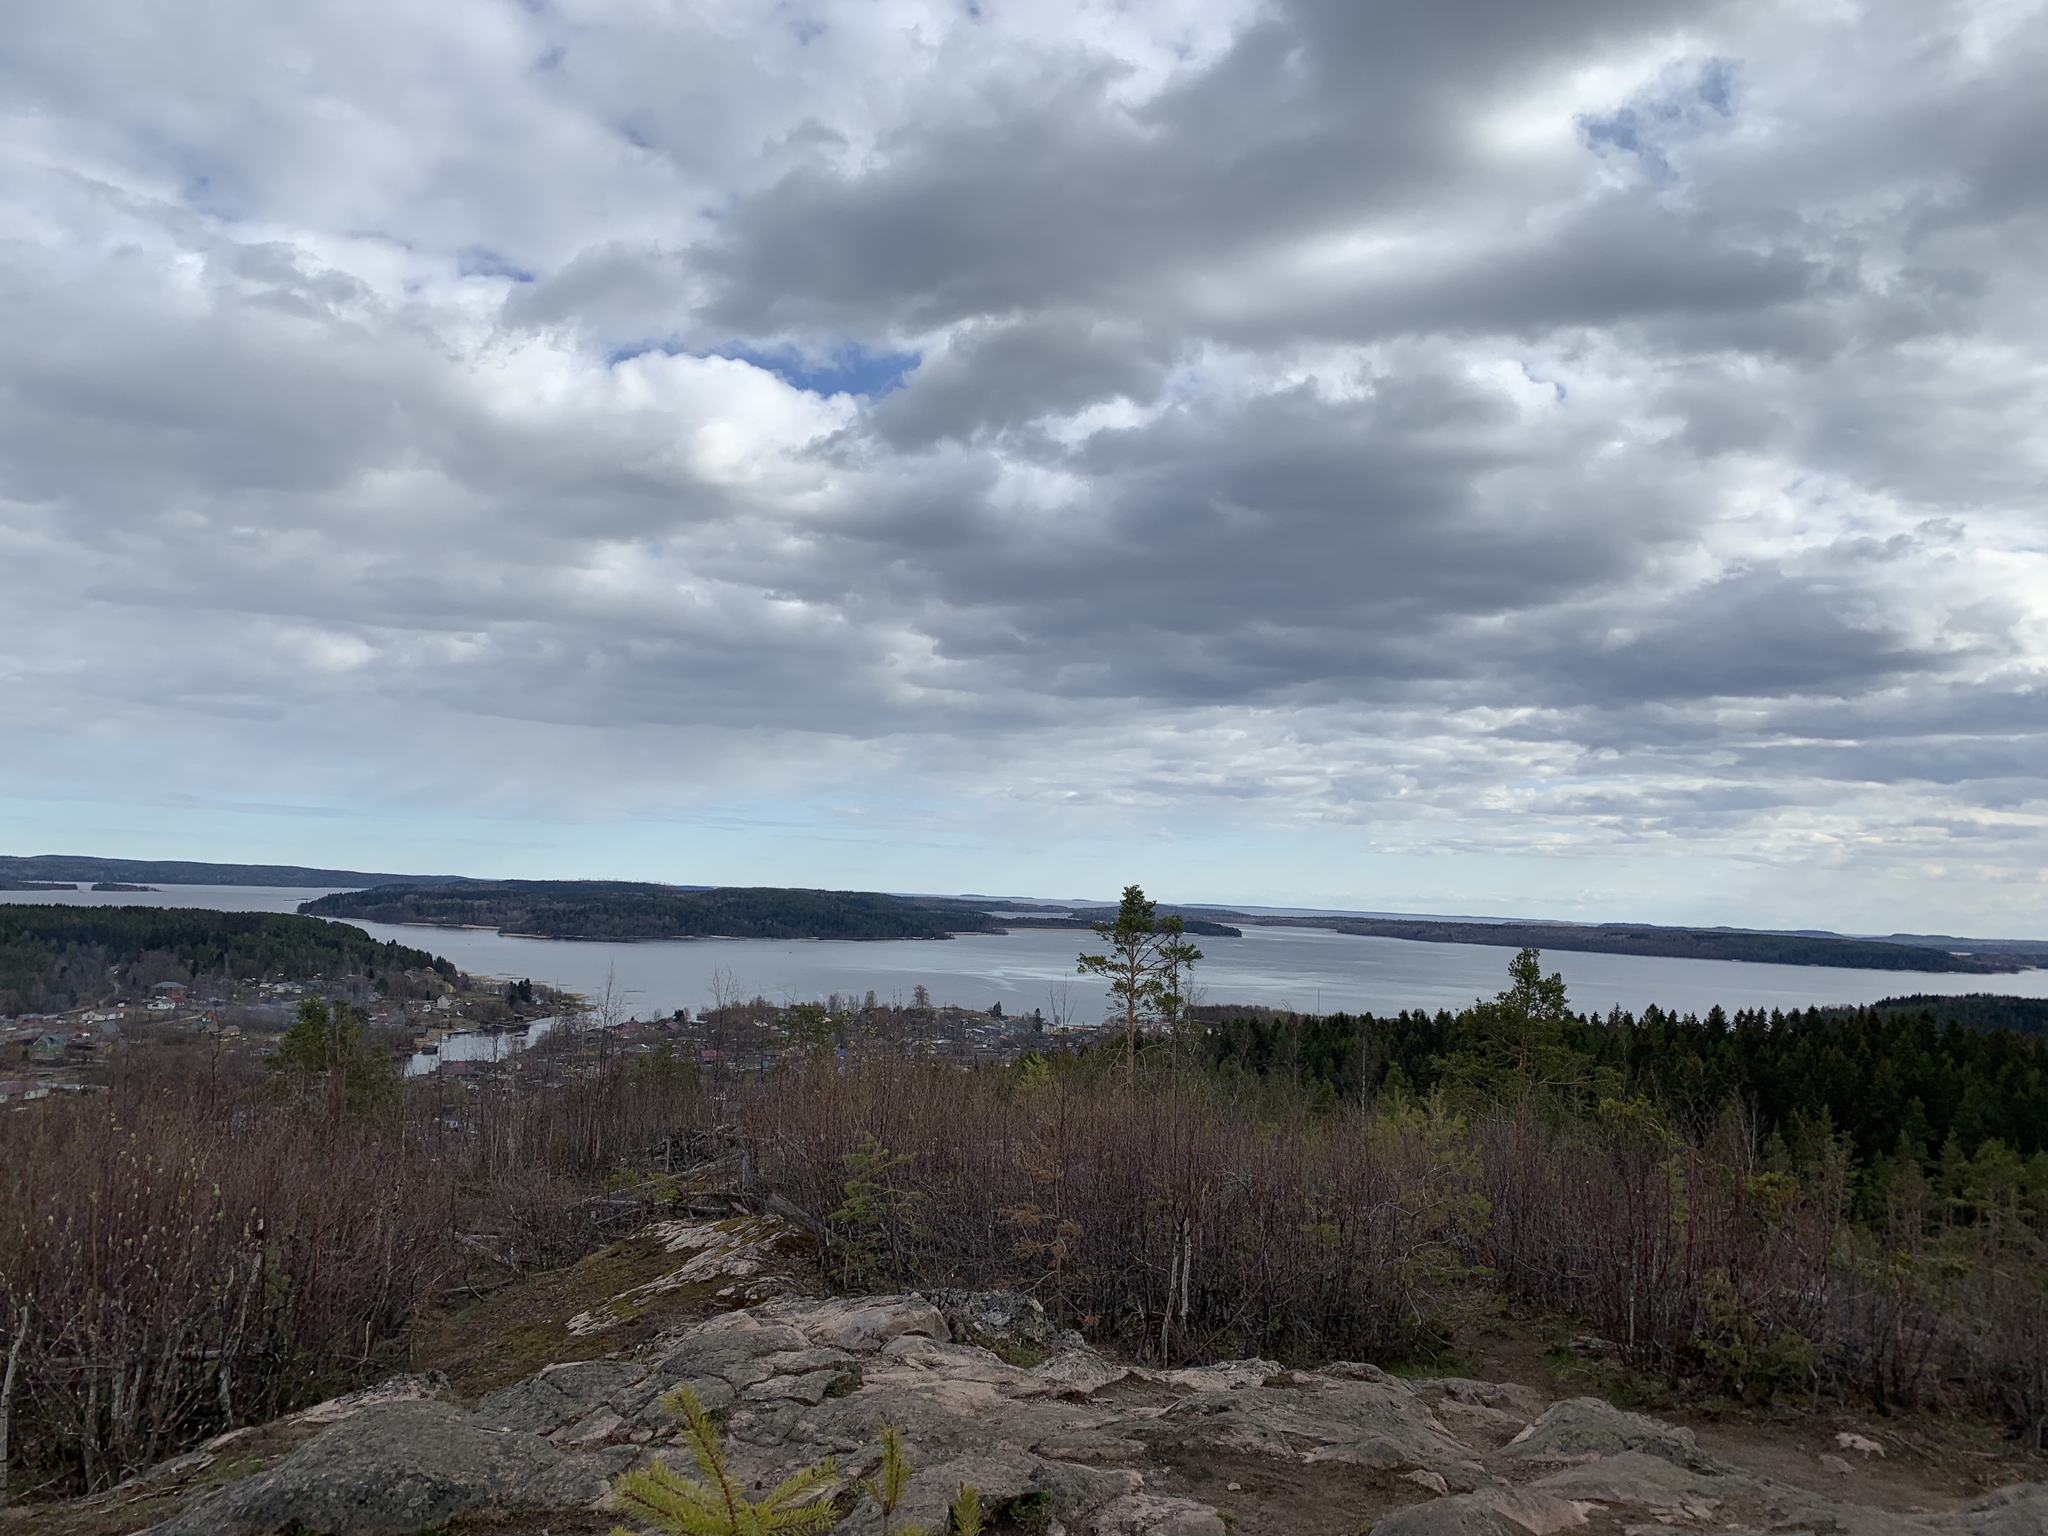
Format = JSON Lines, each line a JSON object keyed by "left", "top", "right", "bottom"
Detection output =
{"left": 139, "top": 1283, "right": 2048, "bottom": 1536}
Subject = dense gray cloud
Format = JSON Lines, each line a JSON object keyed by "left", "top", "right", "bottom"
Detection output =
{"left": 1, "top": 0, "right": 2044, "bottom": 928}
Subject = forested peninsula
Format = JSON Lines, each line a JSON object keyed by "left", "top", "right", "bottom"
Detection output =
{"left": 1258, "top": 914, "right": 2036, "bottom": 972}
{"left": 0, "top": 906, "right": 454, "bottom": 1014}
{"left": 0, "top": 854, "right": 442, "bottom": 887}
{"left": 986, "top": 910, "right": 1245, "bottom": 937}
{"left": 300, "top": 882, "right": 1002, "bottom": 941}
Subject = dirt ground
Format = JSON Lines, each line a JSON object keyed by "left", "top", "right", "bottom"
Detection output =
{"left": 1450, "top": 1305, "right": 2045, "bottom": 1516}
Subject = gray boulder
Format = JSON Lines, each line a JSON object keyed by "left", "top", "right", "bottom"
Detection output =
{"left": 932, "top": 1288, "right": 1088, "bottom": 1356}
{"left": 472, "top": 1357, "right": 648, "bottom": 1434}
{"left": 1143, "top": 1373, "right": 1480, "bottom": 1474}
{"left": 1413, "top": 1378, "right": 1548, "bottom": 1419}
{"left": 757, "top": 1293, "right": 950, "bottom": 1352}
{"left": 1762, "top": 1482, "right": 2048, "bottom": 1536}
{"left": 1531, "top": 1448, "right": 1733, "bottom": 1507}
{"left": 1500, "top": 1395, "right": 1717, "bottom": 1471}
{"left": 1929, "top": 1483, "right": 2048, "bottom": 1536}
{"left": 147, "top": 1400, "right": 633, "bottom": 1535}
{"left": 1086, "top": 1492, "right": 1229, "bottom": 1535}
{"left": 843, "top": 1448, "right": 1134, "bottom": 1535}
{"left": 1370, "top": 1495, "right": 1516, "bottom": 1536}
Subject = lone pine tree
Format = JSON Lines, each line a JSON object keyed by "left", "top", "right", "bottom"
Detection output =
{"left": 1077, "top": 884, "right": 1201, "bottom": 1086}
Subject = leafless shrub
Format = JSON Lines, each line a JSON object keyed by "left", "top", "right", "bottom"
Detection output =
{"left": 7, "top": 1032, "right": 2043, "bottom": 1501}
{"left": 1475, "top": 1103, "right": 1843, "bottom": 1397}
{"left": 0, "top": 1042, "right": 710, "bottom": 1496}
{"left": 0, "top": 1088, "right": 445, "bottom": 1491}
{"left": 1824, "top": 1144, "right": 2048, "bottom": 1440}
{"left": 730, "top": 1060, "right": 1483, "bottom": 1364}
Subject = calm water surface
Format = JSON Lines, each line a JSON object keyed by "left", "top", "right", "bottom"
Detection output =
{"left": 13, "top": 885, "right": 2046, "bottom": 1022}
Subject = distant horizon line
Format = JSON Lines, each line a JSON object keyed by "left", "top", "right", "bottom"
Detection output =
{"left": 4, "top": 852, "right": 2045, "bottom": 949}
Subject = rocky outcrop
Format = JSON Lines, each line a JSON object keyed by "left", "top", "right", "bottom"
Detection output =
{"left": 565, "top": 1214, "right": 802, "bottom": 1335}
{"left": 1499, "top": 1395, "right": 1719, "bottom": 1472}
{"left": 1370, "top": 1498, "right": 1518, "bottom": 1536}
{"left": 148, "top": 1399, "right": 635, "bottom": 1536}
{"left": 143, "top": 1282, "right": 2048, "bottom": 1536}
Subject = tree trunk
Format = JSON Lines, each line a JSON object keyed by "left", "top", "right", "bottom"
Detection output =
{"left": 0, "top": 1305, "right": 27, "bottom": 1507}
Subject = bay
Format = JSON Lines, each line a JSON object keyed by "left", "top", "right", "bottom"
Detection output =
{"left": 11, "top": 885, "right": 2046, "bottom": 1022}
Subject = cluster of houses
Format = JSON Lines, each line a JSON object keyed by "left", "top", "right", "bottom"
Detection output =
{"left": 2, "top": 980, "right": 222, "bottom": 1102}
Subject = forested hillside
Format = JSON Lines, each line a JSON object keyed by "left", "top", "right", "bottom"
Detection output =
{"left": 1854, "top": 993, "right": 2048, "bottom": 1039}
{"left": 0, "top": 906, "right": 455, "bottom": 1014}
{"left": 1202, "top": 986, "right": 2048, "bottom": 1166}
{"left": 301, "top": 881, "right": 1001, "bottom": 940}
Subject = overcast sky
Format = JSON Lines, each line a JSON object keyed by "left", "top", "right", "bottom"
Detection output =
{"left": 2, "top": 0, "right": 2044, "bottom": 932}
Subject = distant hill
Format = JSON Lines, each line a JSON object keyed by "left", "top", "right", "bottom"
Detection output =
{"left": 302, "top": 882, "right": 1002, "bottom": 942}
{"left": 1251, "top": 915, "right": 2033, "bottom": 972}
{"left": 0, "top": 856, "right": 454, "bottom": 888}
{"left": 0, "top": 906, "right": 454, "bottom": 1015}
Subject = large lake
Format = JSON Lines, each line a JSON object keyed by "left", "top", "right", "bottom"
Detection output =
{"left": 12, "top": 884, "right": 2048, "bottom": 1021}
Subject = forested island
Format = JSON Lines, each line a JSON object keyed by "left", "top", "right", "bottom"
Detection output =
{"left": 300, "top": 881, "right": 1003, "bottom": 941}
{"left": 0, "top": 905, "right": 455, "bottom": 1014}
{"left": 1254, "top": 914, "right": 2037, "bottom": 972}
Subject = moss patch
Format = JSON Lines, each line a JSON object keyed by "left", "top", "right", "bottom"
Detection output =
{"left": 406, "top": 1229, "right": 737, "bottom": 1400}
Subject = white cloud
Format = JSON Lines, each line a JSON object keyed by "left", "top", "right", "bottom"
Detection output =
{"left": 1, "top": 0, "right": 2044, "bottom": 931}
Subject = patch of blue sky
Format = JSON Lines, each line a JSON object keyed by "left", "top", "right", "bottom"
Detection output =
{"left": 1579, "top": 58, "right": 1738, "bottom": 179}
{"left": 728, "top": 342, "right": 920, "bottom": 398}
{"left": 1519, "top": 361, "right": 1566, "bottom": 403}
{"left": 607, "top": 339, "right": 920, "bottom": 399}
{"left": 458, "top": 247, "right": 536, "bottom": 283}
{"left": 179, "top": 171, "right": 248, "bottom": 225}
